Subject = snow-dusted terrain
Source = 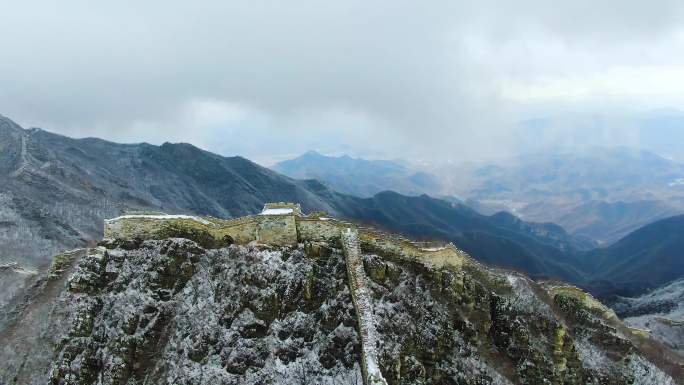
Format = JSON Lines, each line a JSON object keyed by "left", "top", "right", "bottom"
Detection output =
{"left": 260, "top": 208, "right": 295, "bottom": 216}
{"left": 1, "top": 221, "right": 682, "bottom": 384}
{"left": 612, "top": 278, "right": 684, "bottom": 357}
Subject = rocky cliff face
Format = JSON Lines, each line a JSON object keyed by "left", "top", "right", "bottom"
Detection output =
{"left": 0, "top": 115, "right": 343, "bottom": 267}
{"left": 1, "top": 212, "right": 681, "bottom": 384}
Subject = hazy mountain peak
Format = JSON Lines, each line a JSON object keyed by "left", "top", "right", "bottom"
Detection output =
{"left": 301, "top": 149, "right": 325, "bottom": 157}
{"left": 273, "top": 151, "right": 440, "bottom": 198}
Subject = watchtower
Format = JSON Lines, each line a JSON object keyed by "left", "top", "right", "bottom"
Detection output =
{"left": 256, "top": 202, "right": 302, "bottom": 245}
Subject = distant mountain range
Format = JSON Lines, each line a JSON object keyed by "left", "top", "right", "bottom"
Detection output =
{"left": 0, "top": 115, "right": 588, "bottom": 285}
{"left": 2, "top": 114, "right": 684, "bottom": 299}
{"left": 273, "top": 148, "right": 684, "bottom": 245}
{"left": 329, "top": 191, "right": 592, "bottom": 282}
{"left": 581, "top": 214, "right": 684, "bottom": 297}
{"left": 553, "top": 199, "right": 682, "bottom": 245}
{"left": 273, "top": 150, "right": 441, "bottom": 197}
{"left": 441, "top": 147, "right": 684, "bottom": 244}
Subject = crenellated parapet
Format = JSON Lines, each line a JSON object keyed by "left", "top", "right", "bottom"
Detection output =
{"left": 103, "top": 203, "right": 470, "bottom": 268}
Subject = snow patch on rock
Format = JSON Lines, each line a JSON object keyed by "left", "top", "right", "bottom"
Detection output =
{"left": 259, "top": 208, "right": 293, "bottom": 216}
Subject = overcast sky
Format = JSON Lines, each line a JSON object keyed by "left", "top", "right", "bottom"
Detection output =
{"left": 2, "top": 1, "right": 684, "bottom": 164}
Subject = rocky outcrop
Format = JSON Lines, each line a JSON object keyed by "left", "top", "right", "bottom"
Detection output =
{"left": 46, "top": 239, "right": 361, "bottom": 384}
{"left": 0, "top": 262, "right": 38, "bottom": 310}
{"left": 0, "top": 249, "right": 85, "bottom": 384}
{"left": 1, "top": 209, "right": 682, "bottom": 384}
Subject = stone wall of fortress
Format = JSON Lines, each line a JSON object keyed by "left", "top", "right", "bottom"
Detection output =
{"left": 295, "top": 217, "right": 345, "bottom": 243}
{"left": 256, "top": 215, "right": 297, "bottom": 245}
{"left": 358, "top": 229, "right": 466, "bottom": 269}
{"left": 221, "top": 217, "right": 259, "bottom": 244}
{"left": 103, "top": 210, "right": 469, "bottom": 269}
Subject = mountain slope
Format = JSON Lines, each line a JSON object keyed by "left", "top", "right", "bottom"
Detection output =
{"left": 554, "top": 199, "right": 682, "bottom": 245}
{"left": 10, "top": 114, "right": 684, "bottom": 296}
{"left": 0, "top": 115, "right": 591, "bottom": 286}
{"left": 273, "top": 151, "right": 441, "bottom": 197}
{"left": 329, "top": 191, "right": 590, "bottom": 282}
{"left": 0, "top": 116, "right": 342, "bottom": 265}
{"left": 582, "top": 214, "right": 684, "bottom": 296}
{"left": 610, "top": 278, "right": 684, "bottom": 357}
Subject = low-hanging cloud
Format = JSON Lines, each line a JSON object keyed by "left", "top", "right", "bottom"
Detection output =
{"left": 2, "top": 0, "right": 684, "bottom": 163}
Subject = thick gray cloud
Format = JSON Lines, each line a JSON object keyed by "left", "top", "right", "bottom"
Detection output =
{"left": 1, "top": 0, "right": 684, "bottom": 163}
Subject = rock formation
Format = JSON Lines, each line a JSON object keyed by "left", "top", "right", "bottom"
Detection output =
{"left": 1, "top": 203, "right": 682, "bottom": 384}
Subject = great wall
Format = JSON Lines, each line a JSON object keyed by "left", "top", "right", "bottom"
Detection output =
{"left": 104, "top": 202, "right": 469, "bottom": 270}
{"left": 104, "top": 202, "right": 470, "bottom": 385}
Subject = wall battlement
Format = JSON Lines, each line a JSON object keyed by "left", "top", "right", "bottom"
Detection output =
{"left": 103, "top": 203, "right": 469, "bottom": 268}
